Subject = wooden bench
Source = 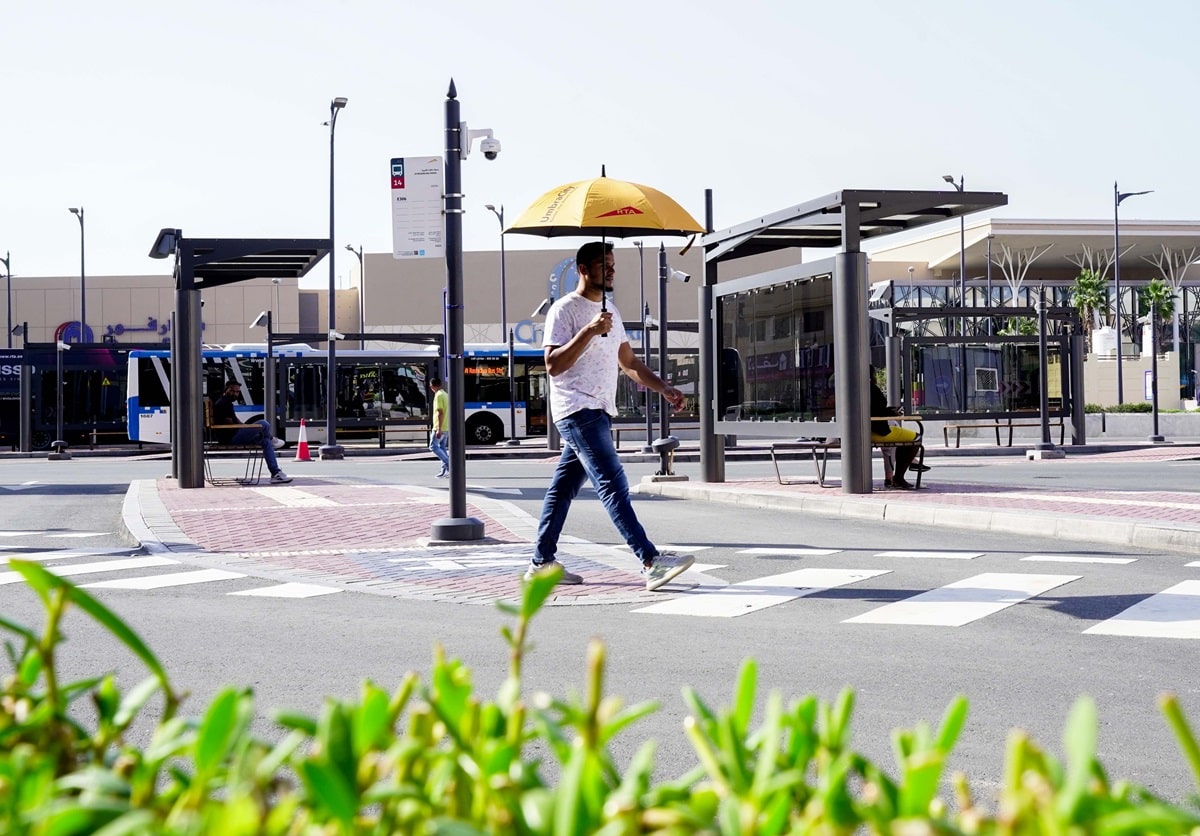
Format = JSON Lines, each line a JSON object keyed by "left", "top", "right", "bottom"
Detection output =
{"left": 203, "top": 399, "right": 265, "bottom": 486}
{"left": 942, "top": 416, "right": 1065, "bottom": 448}
{"left": 770, "top": 416, "right": 926, "bottom": 489}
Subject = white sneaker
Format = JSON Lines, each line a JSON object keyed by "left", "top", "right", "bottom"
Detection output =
{"left": 523, "top": 560, "right": 583, "bottom": 585}
{"left": 642, "top": 552, "right": 694, "bottom": 591}
{"left": 270, "top": 471, "right": 293, "bottom": 484}
{"left": 272, "top": 437, "right": 286, "bottom": 450}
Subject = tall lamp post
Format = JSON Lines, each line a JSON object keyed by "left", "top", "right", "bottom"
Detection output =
{"left": 345, "top": 244, "right": 365, "bottom": 349}
{"left": 68, "top": 207, "right": 86, "bottom": 343}
{"left": 320, "top": 97, "right": 348, "bottom": 460}
{"left": 633, "top": 240, "right": 654, "bottom": 452}
{"left": 1113, "top": 182, "right": 1152, "bottom": 404}
{"left": 484, "top": 203, "right": 519, "bottom": 446}
{"left": 1, "top": 251, "right": 11, "bottom": 349}
{"left": 942, "top": 175, "right": 966, "bottom": 330}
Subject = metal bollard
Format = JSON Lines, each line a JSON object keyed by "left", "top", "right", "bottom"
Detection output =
{"left": 651, "top": 435, "right": 680, "bottom": 477}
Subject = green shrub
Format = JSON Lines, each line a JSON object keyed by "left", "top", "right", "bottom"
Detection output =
{"left": 1085, "top": 403, "right": 1156, "bottom": 413}
{"left": 4, "top": 559, "right": 1200, "bottom": 833}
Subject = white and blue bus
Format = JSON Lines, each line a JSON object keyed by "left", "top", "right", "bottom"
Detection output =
{"left": 455, "top": 342, "right": 700, "bottom": 444}
{"left": 458, "top": 343, "right": 549, "bottom": 444}
{"left": 127, "top": 345, "right": 437, "bottom": 446}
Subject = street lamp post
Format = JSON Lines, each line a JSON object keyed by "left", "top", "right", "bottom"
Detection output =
{"left": 345, "top": 244, "right": 365, "bottom": 349}
{"left": 1, "top": 251, "right": 10, "bottom": 349}
{"left": 271, "top": 277, "right": 282, "bottom": 325}
{"left": 633, "top": 240, "right": 654, "bottom": 452}
{"left": 68, "top": 207, "right": 86, "bottom": 343}
{"left": 320, "top": 97, "right": 348, "bottom": 460}
{"left": 252, "top": 311, "right": 275, "bottom": 437}
{"left": 484, "top": 203, "right": 519, "bottom": 446}
{"left": 432, "top": 79, "right": 487, "bottom": 541}
{"left": 1113, "top": 182, "right": 1153, "bottom": 404}
{"left": 942, "top": 175, "right": 966, "bottom": 333}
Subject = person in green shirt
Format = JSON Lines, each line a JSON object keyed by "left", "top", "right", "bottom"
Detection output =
{"left": 429, "top": 377, "right": 450, "bottom": 478}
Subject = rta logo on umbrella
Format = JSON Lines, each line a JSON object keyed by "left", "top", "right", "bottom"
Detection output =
{"left": 598, "top": 206, "right": 645, "bottom": 217}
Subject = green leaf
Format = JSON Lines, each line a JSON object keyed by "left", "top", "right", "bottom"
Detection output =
{"left": 194, "top": 687, "right": 246, "bottom": 776}
{"left": 353, "top": 680, "right": 391, "bottom": 755}
{"left": 934, "top": 695, "right": 968, "bottom": 756}
{"left": 522, "top": 564, "right": 561, "bottom": 618}
{"left": 11, "top": 562, "right": 173, "bottom": 703}
{"left": 301, "top": 759, "right": 359, "bottom": 827}
{"left": 113, "top": 677, "right": 163, "bottom": 730}
{"left": 732, "top": 658, "right": 757, "bottom": 738}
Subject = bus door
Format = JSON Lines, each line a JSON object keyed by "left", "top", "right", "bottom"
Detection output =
{"left": 524, "top": 359, "right": 548, "bottom": 436}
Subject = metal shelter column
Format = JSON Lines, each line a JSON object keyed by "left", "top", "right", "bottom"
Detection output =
{"left": 834, "top": 250, "right": 871, "bottom": 494}
{"left": 699, "top": 188, "right": 724, "bottom": 482}
{"left": 175, "top": 263, "right": 205, "bottom": 488}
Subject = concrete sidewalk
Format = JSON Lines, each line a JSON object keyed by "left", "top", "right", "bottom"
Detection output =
{"left": 119, "top": 442, "right": 1200, "bottom": 606}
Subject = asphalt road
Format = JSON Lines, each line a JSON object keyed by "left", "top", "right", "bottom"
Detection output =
{"left": 1, "top": 451, "right": 1197, "bottom": 804}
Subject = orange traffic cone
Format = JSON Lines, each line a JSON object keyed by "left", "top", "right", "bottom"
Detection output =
{"left": 295, "top": 418, "right": 312, "bottom": 462}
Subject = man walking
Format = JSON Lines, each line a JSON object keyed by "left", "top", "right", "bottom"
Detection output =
{"left": 528, "top": 241, "right": 693, "bottom": 591}
{"left": 429, "top": 377, "right": 450, "bottom": 478}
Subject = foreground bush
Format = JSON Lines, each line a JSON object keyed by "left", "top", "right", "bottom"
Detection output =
{"left": 3, "top": 559, "right": 1200, "bottom": 834}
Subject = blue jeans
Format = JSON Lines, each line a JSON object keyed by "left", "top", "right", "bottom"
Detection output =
{"left": 534, "top": 408, "right": 656, "bottom": 567}
{"left": 430, "top": 432, "right": 450, "bottom": 472}
{"left": 229, "top": 420, "right": 282, "bottom": 474}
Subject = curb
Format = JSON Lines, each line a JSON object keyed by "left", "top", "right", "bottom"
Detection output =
{"left": 633, "top": 480, "right": 1200, "bottom": 556}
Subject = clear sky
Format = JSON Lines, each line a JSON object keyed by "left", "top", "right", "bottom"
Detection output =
{"left": 4, "top": 0, "right": 1197, "bottom": 286}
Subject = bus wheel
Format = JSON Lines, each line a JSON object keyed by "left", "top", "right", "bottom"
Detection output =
{"left": 466, "top": 414, "right": 504, "bottom": 445}
{"left": 31, "top": 431, "right": 52, "bottom": 451}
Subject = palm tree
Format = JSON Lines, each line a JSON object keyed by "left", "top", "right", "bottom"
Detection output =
{"left": 1139, "top": 277, "right": 1175, "bottom": 357}
{"left": 1069, "top": 268, "right": 1107, "bottom": 352}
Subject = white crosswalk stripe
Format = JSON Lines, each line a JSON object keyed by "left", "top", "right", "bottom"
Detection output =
{"left": 1084, "top": 580, "right": 1200, "bottom": 639}
{"left": 83, "top": 569, "right": 247, "bottom": 590}
{"left": 844, "top": 573, "right": 1079, "bottom": 627}
{"left": 231, "top": 583, "right": 340, "bottom": 598}
{"left": 634, "top": 568, "right": 890, "bottom": 617}
{"left": 0, "top": 555, "right": 179, "bottom": 585}
{"left": 1, "top": 547, "right": 139, "bottom": 564}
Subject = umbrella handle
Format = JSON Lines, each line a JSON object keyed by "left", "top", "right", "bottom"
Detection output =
{"left": 600, "top": 294, "right": 608, "bottom": 336}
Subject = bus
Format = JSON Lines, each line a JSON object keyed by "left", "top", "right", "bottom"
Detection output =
{"left": 1, "top": 343, "right": 159, "bottom": 451}
{"left": 459, "top": 343, "right": 549, "bottom": 445}
{"left": 456, "top": 343, "right": 700, "bottom": 445}
{"left": 127, "top": 345, "right": 438, "bottom": 446}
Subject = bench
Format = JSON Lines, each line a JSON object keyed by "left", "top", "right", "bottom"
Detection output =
{"left": 612, "top": 422, "right": 700, "bottom": 445}
{"left": 769, "top": 438, "right": 840, "bottom": 486}
{"left": 203, "top": 399, "right": 265, "bottom": 486}
{"left": 770, "top": 416, "right": 925, "bottom": 489}
{"left": 942, "top": 416, "right": 1065, "bottom": 448}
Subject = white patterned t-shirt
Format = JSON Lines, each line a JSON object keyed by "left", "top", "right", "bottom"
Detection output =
{"left": 543, "top": 292, "right": 627, "bottom": 419}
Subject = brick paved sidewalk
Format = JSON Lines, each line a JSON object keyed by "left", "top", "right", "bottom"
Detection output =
{"left": 131, "top": 478, "right": 700, "bottom": 606}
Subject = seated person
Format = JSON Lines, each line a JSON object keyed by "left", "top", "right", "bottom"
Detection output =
{"left": 211, "top": 382, "right": 292, "bottom": 483}
{"left": 868, "top": 369, "right": 926, "bottom": 489}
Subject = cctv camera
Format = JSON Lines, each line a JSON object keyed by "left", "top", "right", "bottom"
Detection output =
{"left": 480, "top": 137, "right": 501, "bottom": 160}
{"left": 668, "top": 268, "right": 690, "bottom": 284}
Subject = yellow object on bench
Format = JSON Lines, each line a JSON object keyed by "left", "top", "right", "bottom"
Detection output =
{"left": 941, "top": 416, "right": 1065, "bottom": 448}
{"left": 769, "top": 416, "right": 925, "bottom": 489}
{"left": 203, "top": 399, "right": 265, "bottom": 486}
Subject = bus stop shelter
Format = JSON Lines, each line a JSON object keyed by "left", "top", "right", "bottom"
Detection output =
{"left": 697, "top": 189, "right": 1008, "bottom": 493}
{"left": 148, "top": 229, "right": 330, "bottom": 488}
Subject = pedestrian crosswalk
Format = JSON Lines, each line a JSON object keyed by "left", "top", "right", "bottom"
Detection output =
{"left": 0, "top": 548, "right": 341, "bottom": 598}
{"left": 3, "top": 544, "right": 1199, "bottom": 638}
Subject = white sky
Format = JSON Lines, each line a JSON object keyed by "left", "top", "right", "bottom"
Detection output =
{"left": 4, "top": 0, "right": 1197, "bottom": 286}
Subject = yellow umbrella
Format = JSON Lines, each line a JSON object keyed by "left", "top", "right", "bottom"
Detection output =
{"left": 505, "top": 172, "right": 703, "bottom": 239}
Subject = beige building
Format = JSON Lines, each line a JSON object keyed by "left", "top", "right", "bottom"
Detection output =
{"left": 8, "top": 220, "right": 1200, "bottom": 409}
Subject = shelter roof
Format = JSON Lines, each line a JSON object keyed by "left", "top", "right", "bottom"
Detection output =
{"left": 701, "top": 189, "right": 1008, "bottom": 263}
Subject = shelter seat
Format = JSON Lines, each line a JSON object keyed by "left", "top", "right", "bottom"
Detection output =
{"left": 203, "top": 398, "right": 264, "bottom": 487}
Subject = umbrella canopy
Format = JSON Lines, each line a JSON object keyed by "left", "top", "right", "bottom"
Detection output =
{"left": 505, "top": 175, "right": 703, "bottom": 239}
